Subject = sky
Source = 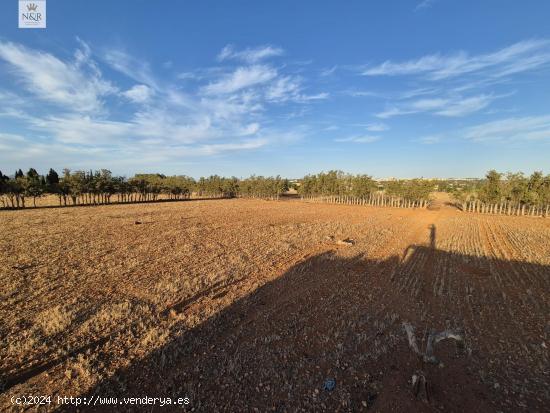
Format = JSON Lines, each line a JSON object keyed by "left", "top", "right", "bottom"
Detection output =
{"left": 0, "top": 0, "right": 549, "bottom": 179}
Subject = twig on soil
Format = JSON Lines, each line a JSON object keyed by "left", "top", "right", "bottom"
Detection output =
{"left": 402, "top": 322, "right": 464, "bottom": 364}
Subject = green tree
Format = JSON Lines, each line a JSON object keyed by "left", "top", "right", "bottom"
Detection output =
{"left": 479, "top": 170, "right": 502, "bottom": 203}
{"left": 0, "top": 171, "right": 9, "bottom": 208}
{"left": 25, "top": 168, "right": 44, "bottom": 207}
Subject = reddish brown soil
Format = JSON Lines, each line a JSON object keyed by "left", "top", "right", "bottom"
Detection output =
{"left": 1, "top": 199, "right": 548, "bottom": 412}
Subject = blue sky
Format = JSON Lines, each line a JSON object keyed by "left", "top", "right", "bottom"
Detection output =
{"left": 1, "top": 0, "right": 549, "bottom": 178}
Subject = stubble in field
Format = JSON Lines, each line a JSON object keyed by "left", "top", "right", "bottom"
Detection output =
{"left": 0, "top": 198, "right": 548, "bottom": 412}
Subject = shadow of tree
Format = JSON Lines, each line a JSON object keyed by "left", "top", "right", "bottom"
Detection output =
{"left": 0, "top": 196, "right": 232, "bottom": 211}
{"left": 68, "top": 243, "right": 549, "bottom": 412}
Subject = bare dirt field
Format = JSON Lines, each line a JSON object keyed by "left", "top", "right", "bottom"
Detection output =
{"left": 1, "top": 198, "right": 549, "bottom": 412}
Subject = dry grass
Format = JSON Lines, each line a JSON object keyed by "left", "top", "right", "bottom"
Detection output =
{"left": 0, "top": 198, "right": 549, "bottom": 411}
{"left": 35, "top": 305, "right": 74, "bottom": 336}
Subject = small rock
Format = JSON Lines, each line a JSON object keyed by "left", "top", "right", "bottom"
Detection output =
{"left": 323, "top": 378, "right": 336, "bottom": 391}
{"left": 336, "top": 238, "right": 355, "bottom": 246}
{"left": 367, "top": 393, "right": 378, "bottom": 405}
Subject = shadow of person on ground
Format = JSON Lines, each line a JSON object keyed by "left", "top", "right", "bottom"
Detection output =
{"left": 53, "top": 243, "right": 549, "bottom": 412}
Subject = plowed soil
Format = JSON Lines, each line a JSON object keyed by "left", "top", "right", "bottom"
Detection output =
{"left": 1, "top": 198, "right": 549, "bottom": 412}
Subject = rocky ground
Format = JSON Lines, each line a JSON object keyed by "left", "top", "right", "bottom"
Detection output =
{"left": 1, "top": 198, "right": 548, "bottom": 412}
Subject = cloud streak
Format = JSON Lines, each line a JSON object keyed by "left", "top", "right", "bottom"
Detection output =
{"left": 103, "top": 48, "right": 159, "bottom": 89}
{"left": 464, "top": 115, "right": 550, "bottom": 142}
{"left": 415, "top": 0, "right": 437, "bottom": 11}
{"left": 376, "top": 93, "right": 502, "bottom": 118}
{"left": 218, "top": 45, "right": 284, "bottom": 63}
{"left": 414, "top": 114, "right": 550, "bottom": 146}
{"left": 362, "top": 39, "right": 550, "bottom": 80}
{"left": 335, "top": 135, "right": 380, "bottom": 143}
{"left": 122, "top": 84, "right": 154, "bottom": 103}
{"left": 202, "top": 65, "right": 278, "bottom": 95}
{"left": 0, "top": 40, "right": 331, "bottom": 172}
{"left": 0, "top": 40, "right": 116, "bottom": 113}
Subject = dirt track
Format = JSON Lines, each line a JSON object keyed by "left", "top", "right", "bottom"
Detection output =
{"left": 1, "top": 199, "right": 549, "bottom": 412}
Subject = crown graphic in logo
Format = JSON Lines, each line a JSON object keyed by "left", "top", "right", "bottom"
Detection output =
{"left": 26, "top": 3, "right": 38, "bottom": 12}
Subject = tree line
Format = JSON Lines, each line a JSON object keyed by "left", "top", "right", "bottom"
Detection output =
{"left": 2, "top": 167, "right": 548, "bottom": 215}
{"left": 451, "top": 170, "right": 550, "bottom": 216}
{"left": 300, "top": 170, "right": 378, "bottom": 197}
{"left": 299, "top": 171, "right": 433, "bottom": 207}
{"left": 0, "top": 168, "right": 289, "bottom": 209}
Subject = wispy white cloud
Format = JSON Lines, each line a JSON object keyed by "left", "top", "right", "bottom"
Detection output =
{"left": 190, "top": 138, "right": 268, "bottom": 155}
{"left": 202, "top": 65, "right": 277, "bottom": 95}
{"left": 197, "top": 95, "right": 262, "bottom": 122}
{"left": 265, "top": 76, "right": 301, "bottom": 102}
{"left": 122, "top": 84, "right": 153, "bottom": 103}
{"left": 411, "top": 115, "right": 550, "bottom": 146}
{"left": 362, "top": 39, "right": 550, "bottom": 80}
{"left": 320, "top": 66, "right": 337, "bottom": 77}
{"left": 464, "top": 115, "right": 550, "bottom": 142}
{"left": 0, "top": 40, "right": 327, "bottom": 170}
{"left": 415, "top": 0, "right": 436, "bottom": 11}
{"left": 103, "top": 48, "right": 159, "bottom": 89}
{"left": 335, "top": 135, "right": 380, "bottom": 143}
{"left": 201, "top": 68, "right": 328, "bottom": 103}
{"left": 361, "top": 41, "right": 546, "bottom": 120}
{"left": 376, "top": 107, "right": 417, "bottom": 119}
{"left": 177, "top": 72, "right": 200, "bottom": 81}
{"left": 29, "top": 115, "right": 133, "bottom": 145}
{"left": 410, "top": 98, "right": 449, "bottom": 111}
{"left": 344, "top": 87, "right": 439, "bottom": 101}
{"left": 131, "top": 110, "right": 215, "bottom": 144}
{"left": 0, "top": 40, "right": 116, "bottom": 113}
{"left": 238, "top": 122, "right": 261, "bottom": 136}
{"left": 365, "top": 122, "right": 389, "bottom": 132}
{"left": 417, "top": 135, "right": 441, "bottom": 144}
{"left": 0, "top": 132, "right": 27, "bottom": 153}
{"left": 344, "top": 89, "right": 383, "bottom": 98}
{"left": 218, "top": 45, "right": 284, "bottom": 63}
{"left": 398, "top": 87, "right": 439, "bottom": 100}
{"left": 434, "top": 94, "right": 496, "bottom": 117}
{"left": 266, "top": 75, "right": 329, "bottom": 102}
{"left": 376, "top": 93, "right": 502, "bottom": 118}
{"left": 295, "top": 92, "right": 329, "bottom": 102}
